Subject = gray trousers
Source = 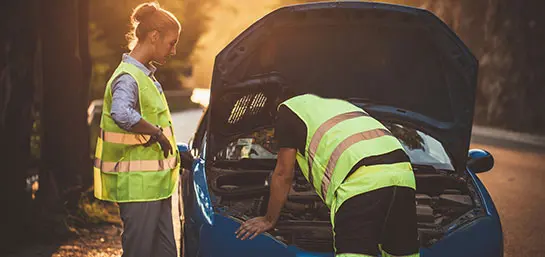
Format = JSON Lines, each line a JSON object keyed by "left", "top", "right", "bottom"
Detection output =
{"left": 119, "top": 197, "right": 177, "bottom": 257}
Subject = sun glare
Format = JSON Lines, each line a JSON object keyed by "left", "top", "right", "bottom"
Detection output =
{"left": 191, "top": 88, "right": 211, "bottom": 108}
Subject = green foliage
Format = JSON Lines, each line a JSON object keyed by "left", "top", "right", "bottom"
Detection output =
{"left": 77, "top": 189, "right": 121, "bottom": 225}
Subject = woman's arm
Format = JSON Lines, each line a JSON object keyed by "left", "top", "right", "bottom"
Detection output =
{"left": 110, "top": 74, "right": 142, "bottom": 130}
{"left": 110, "top": 75, "right": 171, "bottom": 157}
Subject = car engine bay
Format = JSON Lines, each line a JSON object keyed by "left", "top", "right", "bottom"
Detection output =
{"left": 207, "top": 164, "right": 485, "bottom": 252}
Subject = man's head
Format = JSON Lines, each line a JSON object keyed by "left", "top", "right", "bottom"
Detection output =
{"left": 275, "top": 87, "right": 299, "bottom": 110}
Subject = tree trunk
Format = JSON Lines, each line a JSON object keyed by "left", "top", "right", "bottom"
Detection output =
{"left": 0, "top": 0, "right": 40, "bottom": 251}
{"left": 79, "top": 0, "right": 93, "bottom": 188}
{"left": 39, "top": 0, "right": 91, "bottom": 214}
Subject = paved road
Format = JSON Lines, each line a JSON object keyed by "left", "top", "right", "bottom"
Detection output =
{"left": 171, "top": 109, "right": 545, "bottom": 257}
{"left": 471, "top": 142, "right": 545, "bottom": 257}
{"left": 171, "top": 109, "right": 205, "bottom": 143}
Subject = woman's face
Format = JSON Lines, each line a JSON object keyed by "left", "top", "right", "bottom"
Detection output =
{"left": 151, "top": 29, "right": 179, "bottom": 65}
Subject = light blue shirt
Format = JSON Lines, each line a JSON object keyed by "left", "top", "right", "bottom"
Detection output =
{"left": 110, "top": 54, "right": 164, "bottom": 130}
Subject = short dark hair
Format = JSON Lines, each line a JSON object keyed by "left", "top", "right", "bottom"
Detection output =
{"left": 275, "top": 86, "right": 301, "bottom": 108}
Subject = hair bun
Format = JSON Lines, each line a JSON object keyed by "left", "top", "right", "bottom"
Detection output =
{"left": 132, "top": 2, "right": 159, "bottom": 23}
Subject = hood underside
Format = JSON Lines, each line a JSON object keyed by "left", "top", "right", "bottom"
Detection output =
{"left": 208, "top": 2, "right": 478, "bottom": 170}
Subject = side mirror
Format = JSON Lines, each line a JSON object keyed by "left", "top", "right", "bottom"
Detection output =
{"left": 467, "top": 149, "right": 494, "bottom": 173}
{"left": 177, "top": 143, "right": 194, "bottom": 170}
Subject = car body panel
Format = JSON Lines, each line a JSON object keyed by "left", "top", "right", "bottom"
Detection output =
{"left": 421, "top": 216, "right": 503, "bottom": 257}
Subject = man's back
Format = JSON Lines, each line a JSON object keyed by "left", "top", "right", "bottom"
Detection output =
{"left": 276, "top": 94, "right": 415, "bottom": 207}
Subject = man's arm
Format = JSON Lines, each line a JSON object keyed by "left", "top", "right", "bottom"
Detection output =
{"left": 235, "top": 147, "right": 297, "bottom": 240}
{"left": 265, "top": 147, "right": 297, "bottom": 223}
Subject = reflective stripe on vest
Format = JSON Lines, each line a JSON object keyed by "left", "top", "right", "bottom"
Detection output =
{"left": 307, "top": 111, "right": 368, "bottom": 188}
{"left": 100, "top": 126, "right": 174, "bottom": 145}
{"left": 94, "top": 155, "right": 177, "bottom": 172}
{"left": 321, "top": 128, "right": 391, "bottom": 198}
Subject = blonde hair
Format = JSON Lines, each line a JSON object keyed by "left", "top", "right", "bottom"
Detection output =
{"left": 126, "top": 2, "right": 181, "bottom": 50}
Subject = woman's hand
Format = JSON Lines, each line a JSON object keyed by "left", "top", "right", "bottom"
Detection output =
{"left": 143, "top": 128, "right": 172, "bottom": 158}
{"left": 235, "top": 216, "right": 275, "bottom": 240}
{"left": 157, "top": 133, "right": 173, "bottom": 158}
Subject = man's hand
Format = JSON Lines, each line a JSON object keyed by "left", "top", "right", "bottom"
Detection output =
{"left": 235, "top": 216, "right": 275, "bottom": 240}
{"left": 234, "top": 148, "right": 297, "bottom": 241}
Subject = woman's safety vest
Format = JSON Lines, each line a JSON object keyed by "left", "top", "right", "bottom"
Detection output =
{"left": 94, "top": 62, "right": 179, "bottom": 203}
{"left": 280, "top": 94, "right": 416, "bottom": 222}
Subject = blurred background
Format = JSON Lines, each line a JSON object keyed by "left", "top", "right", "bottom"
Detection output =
{"left": 1, "top": 0, "right": 544, "bottom": 256}
{"left": 89, "top": 0, "right": 545, "bottom": 133}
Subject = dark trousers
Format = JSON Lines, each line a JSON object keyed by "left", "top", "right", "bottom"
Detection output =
{"left": 334, "top": 186, "right": 420, "bottom": 256}
{"left": 119, "top": 197, "right": 177, "bottom": 257}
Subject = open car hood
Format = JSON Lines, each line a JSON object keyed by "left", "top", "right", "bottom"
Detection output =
{"left": 208, "top": 2, "right": 478, "bottom": 171}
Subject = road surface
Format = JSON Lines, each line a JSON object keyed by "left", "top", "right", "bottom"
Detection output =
{"left": 471, "top": 142, "right": 545, "bottom": 257}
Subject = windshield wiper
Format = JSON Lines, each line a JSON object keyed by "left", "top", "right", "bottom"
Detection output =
{"left": 412, "top": 164, "right": 439, "bottom": 173}
{"left": 412, "top": 163, "right": 455, "bottom": 174}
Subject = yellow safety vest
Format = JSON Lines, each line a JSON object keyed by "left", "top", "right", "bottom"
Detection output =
{"left": 94, "top": 62, "right": 179, "bottom": 202}
{"left": 280, "top": 94, "right": 416, "bottom": 224}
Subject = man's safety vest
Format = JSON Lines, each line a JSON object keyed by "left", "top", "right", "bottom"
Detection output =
{"left": 94, "top": 62, "right": 179, "bottom": 203}
{"left": 279, "top": 94, "right": 416, "bottom": 222}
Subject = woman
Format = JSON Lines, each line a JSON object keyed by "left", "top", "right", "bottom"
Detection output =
{"left": 93, "top": 2, "right": 181, "bottom": 257}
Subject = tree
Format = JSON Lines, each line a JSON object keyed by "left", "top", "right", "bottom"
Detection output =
{"left": 0, "top": 0, "right": 41, "bottom": 251}
{"left": 37, "top": 0, "right": 91, "bottom": 221}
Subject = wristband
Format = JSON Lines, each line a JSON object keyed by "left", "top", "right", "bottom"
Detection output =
{"left": 150, "top": 126, "right": 163, "bottom": 141}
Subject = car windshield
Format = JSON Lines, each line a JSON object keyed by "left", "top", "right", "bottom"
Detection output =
{"left": 215, "top": 123, "right": 454, "bottom": 171}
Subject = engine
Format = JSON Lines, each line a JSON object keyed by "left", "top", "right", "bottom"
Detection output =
{"left": 207, "top": 165, "right": 483, "bottom": 252}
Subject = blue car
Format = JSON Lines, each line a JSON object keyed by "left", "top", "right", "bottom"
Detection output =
{"left": 177, "top": 2, "right": 503, "bottom": 257}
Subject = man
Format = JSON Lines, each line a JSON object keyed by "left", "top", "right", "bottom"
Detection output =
{"left": 235, "top": 93, "right": 420, "bottom": 257}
